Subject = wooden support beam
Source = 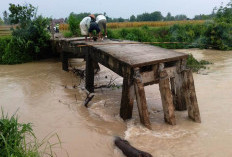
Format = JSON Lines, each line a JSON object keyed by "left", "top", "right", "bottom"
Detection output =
{"left": 61, "top": 51, "right": 68, "bottom": 71}
{"left": 133, "top": 68, "right": 151, "bottom": 129}
{"left": 174, "top": 60, "right": 187, "bottom": 111}
{"left": 170, "top": 77, "right": 177, "bottom": 107}
{"left": 120, "top": 68, "right": 135, "bottom": 120}
{"left": 182, "top": 70, "right": 201, "bottom": 123}
{"left": 85, "top": 48, "right": 94, "bottom": 93}
{"left": 159, "top": 63, "right": 176, "bottom": 125}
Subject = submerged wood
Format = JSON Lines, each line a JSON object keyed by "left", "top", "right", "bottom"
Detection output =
{"left": 114, "top": 136, "right": 153, "bottom": 157}
{"left": 84, "top": 93, "right": 94, "bottom": 108}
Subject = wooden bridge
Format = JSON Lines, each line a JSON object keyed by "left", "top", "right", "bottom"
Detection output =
{"left": 53, "top": 37, "right": 201, "bottom": 129}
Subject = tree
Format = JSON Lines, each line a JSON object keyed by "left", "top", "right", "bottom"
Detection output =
{"left": 118, "top": 17, "right": 125, "bottom": 22}
{"left": 165, "top": 12, "right": 175, "bottom": 21}
{"left": 150, "top": 11, "right": 163, "bottom": 21}
{"left": 214, "top": 0, "right": 232, "bottom": 23}
{"left": 3, "top": 11, "right": 10, "bottom": 24}
{"left": 0, "top": 17, "right": 3, "bottom": 25}
{"left": 130, "top": 15, "right": 136, "bottom": 22}
{"left": 8, "top": 3, "right": 36, "bottom": 28}
{"left": 174, "top": 14, "right": 187, "bottom": 21}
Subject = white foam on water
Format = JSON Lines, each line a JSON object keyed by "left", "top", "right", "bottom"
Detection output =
{"left": 88, "top": 100, "right": 118, "bottom": 122}
{"left": 125, "top": 120, "right": 192, "bottom": 140}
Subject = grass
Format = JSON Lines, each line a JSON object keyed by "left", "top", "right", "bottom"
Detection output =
{"left": 0, "top": 108, "right": 64, "bottom": 157}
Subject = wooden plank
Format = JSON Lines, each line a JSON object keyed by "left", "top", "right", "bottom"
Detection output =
{"left": 120, "top": 68, "right": 135, "bottom": 120}
{"left": 133, "top": 68, "right": 151, "bottom": 129}
{"left": 70, "top": 39, "right": 188, "bottom": 68}
{"left": 182, "top": 70, "right": 201, "bottom": 122}
{"left": 159, "top": 63, "right": 176, "bottom": 125}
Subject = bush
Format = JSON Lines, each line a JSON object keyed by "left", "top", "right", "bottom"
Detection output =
{"left": 68, "top": 13, "right": 80, "bottom": 36}
{"left": 1, "top": 37, "right": 32, "bottom": 64}
{"left": 187, "top": 54, "right": 211, "bottom": 72}
{"left": 0, "top": 36, "right": 11, "bottom": 63}
{"left": 62, "top": 30, "right": 73, "bottom": 38}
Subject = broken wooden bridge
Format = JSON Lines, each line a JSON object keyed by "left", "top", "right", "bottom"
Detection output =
{"left": 53, "top": 37, "right": 201, "bottom": 129}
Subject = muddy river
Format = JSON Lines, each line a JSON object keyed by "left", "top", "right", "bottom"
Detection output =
{"left": 0, "top": 49, "right": 232, "bottom": 157}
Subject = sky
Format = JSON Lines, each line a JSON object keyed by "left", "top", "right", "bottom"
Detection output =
{"left": 0, "top": 0, "right": 231, "bottom": 19}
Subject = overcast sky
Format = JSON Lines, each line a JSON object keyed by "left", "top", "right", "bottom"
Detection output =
{"left": 0, "top": 0, "right": 231, "bottom": 19}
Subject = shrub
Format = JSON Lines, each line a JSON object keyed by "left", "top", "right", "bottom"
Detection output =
{"left": 68, "top": 13, "right": 80, "bottom": 36}
{"left": 2, "top": 37, "right": 32, "bottom": 64}
{"left": 0, "top": 36, "right": 11, "bottom": 63}
{"left": 187, "top": 54, "right": 211, "bottom": 72}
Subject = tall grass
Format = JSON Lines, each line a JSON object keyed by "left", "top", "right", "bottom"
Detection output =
{"left": 0, "top": 109, "right": 64, "bottom": 157}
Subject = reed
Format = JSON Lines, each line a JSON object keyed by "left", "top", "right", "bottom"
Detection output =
{"left": 0, "top": 108, "right": 64, "bottom": 157}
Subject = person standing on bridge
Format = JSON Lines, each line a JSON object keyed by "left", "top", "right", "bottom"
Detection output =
{"left": 88, "top": 14, "right": 101, "bottom": 41}
{"left": 80, "top": 16, "right": 91, "bottom": 41}
{"left": 96, "top": 14, "right": 107, "bottom": 38}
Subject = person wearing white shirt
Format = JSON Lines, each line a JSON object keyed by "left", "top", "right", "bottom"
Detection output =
{"left": 80, "top": 16, "right": 91, "bottom": 41}
{"left": 96, "top": 14, "right": 107, "bottom": 38}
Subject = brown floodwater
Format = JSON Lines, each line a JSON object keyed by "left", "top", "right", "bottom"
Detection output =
{"left": 0, "top": 49, "right": 232, "bottom": 157}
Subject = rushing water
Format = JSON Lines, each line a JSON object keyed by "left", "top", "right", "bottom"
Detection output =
{"left": 0, "top": 49, "right": 232, "bottom": 157}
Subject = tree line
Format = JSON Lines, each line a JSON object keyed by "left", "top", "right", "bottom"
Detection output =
{"left": 0, "top": 8, "right": 216, "bottom": 25}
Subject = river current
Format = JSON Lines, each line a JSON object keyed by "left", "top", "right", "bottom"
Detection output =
{"left": 0, "top": 49, "right": 232, "bottom": 157}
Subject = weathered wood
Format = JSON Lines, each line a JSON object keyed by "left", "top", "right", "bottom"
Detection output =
{"left": 84, "top": 94, "right": 94, "bottom": 108}
{"left": 120, "top": 68, "right": 135, "bottom": 120}
{"left": 182, "top": 70, "right": 201, "bottom": 122}
{"left": 72, "top": 39, "right": 188, "bottom": 68}
{"left": 174, "top": 60, "right": 187, "bottom": 111}
{"left": 170, "top": 77, "right": 177, "bottom": 107}
{"left": 133, "top": 68, "right": 151, "bottom": 129}
{"left": 159, "top": 64, "right": 176, "bottom": 125}
{"left": 85, "top": 49, "right": 94, "bottom": 93}
{"left": 114, "top": 136, "right": 153, "bottom": 157}
{"left": 61, "top": 51, "right": 68, "bottom": 71}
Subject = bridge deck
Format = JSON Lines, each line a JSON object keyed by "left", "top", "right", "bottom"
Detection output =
{"left": 70, "top": 39, "right": 188, "bottom": 68}
{"left": 54, "top": 38, "right": 200, "bottom": 129}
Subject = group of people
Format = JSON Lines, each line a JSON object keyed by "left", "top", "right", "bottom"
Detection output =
{"left": 80, "top": 14, "right": 107, "bottom": 41}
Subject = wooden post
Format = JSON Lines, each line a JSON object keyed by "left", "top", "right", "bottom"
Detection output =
{"left": 85, "top": 48, "right": 94, "bottom": 93}
{"left": 182, "top": 70, "right": 201, "bottom": 123}
{"left": 61, "top": 51, "right": 68, "bottom": 71}
{"left": 174, "top": 60, "right": 187, "bottom": 111}
{"left": 159, "top": 63, "right": 176, "bottom": 125}
{"left": 120, "top": 68, "right": 135, "bottom": 120}
{"left": 133, "top": 68, "right": 151, "bottom": 129}
{"left": 170, "top": 77, "right": 177, "bottom": 107}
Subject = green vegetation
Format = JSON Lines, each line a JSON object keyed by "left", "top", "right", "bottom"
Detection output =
{"left": 62, "top": 30, "right": 73, "bottom": 38}
{"left": 0, "top": 109, "right": 62, "bottom": 157}
{"left": 0, "top": 3, "right": 51, "bottom": 64}
{"left": 187, "top": 54, "right": 211, "bottom": 72}
{"left": 0, "top": 18, "right": 4, "bottom": 25}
